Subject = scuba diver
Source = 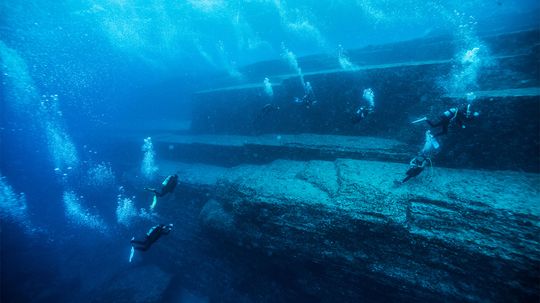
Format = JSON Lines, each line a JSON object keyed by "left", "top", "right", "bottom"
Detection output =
{"left": 412, "top": 103, "right": 479, "bottom": 137}
{"left": 398, "top": 154, "right": 431, "bottom": 184}
{"left": 129, "top": 224, "right": 173, "bottom": 262}
{"left": 144, "top": 174, "right": 178, "bottom": 209}
{"left": 395, "top": 130, "right": 437, "bottom": 185}
{"left": 351, "top": 105, "right": 374, "bottom": 124}
{"left": 294, "top": 81, "right": 317, "bottom": 108}
{"left": 351, "top": 88, "right": 375, "bottom": 124}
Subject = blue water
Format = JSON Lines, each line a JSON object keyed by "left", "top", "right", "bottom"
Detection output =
{"left": 1, "top": 1, "right": 539, "bottom": 302}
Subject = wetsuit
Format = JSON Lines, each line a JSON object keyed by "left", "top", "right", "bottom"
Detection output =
{"left": 145, "top": 175, "right": 178, "bottom": 197}
{"left": 131, "top": 224, "right": 172, "bottom": 251}
{"left": 402, "top": 156, "right": 428, "bottom": 183}
{"left": 300, "top": 94, "right": 316, "bottom": 108}
{"left": 425, "top": 104, "right": 471, "bottom": 137}
{"left": 301, "top": 82, "right": 317, "bottom": 108}
{"left": 351, "top": 106, "right": 374, "bottom": 124}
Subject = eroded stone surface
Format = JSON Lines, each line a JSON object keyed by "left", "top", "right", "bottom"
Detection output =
{"left": 158, "top": 158, "right": 540, "bottom": 302}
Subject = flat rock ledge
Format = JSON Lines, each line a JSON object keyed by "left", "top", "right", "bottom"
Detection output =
{"left": 152, "top": 134, "right": 414, "bottom": 166}
{"left": 160, "top": 158, "right": 540, "bottom": 302}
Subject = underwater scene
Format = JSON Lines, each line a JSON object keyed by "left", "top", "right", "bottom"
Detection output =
{"left": 1, "top": 1, "right": 540, "bottom": 302}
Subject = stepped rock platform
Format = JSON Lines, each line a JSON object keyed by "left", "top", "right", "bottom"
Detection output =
{"left": 110, "top": 129, "right": 538, "bottom": 172}
{"left": 96, "top": 27, "right": 540, "bottom": 302}
{"left": 150, "top": 133, "right": 415, "bottom": 167}
{"left": 188, "top": 28, "right": 540, "bottom": 172}
{"left": 153, "top": 158, "right": 540, "bottom": 302}
{"left": 200, "top": 29, "right": 539, "bottom": 91}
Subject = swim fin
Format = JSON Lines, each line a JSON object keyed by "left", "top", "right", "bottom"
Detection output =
{"left": 412, "top": 117, "right": 427, "bottom": 124}
{"left": 129, "top": 246, "right": 135, "bottom": 263}
{"left": 150, "top": 195, "right": 157, "bottom": 210}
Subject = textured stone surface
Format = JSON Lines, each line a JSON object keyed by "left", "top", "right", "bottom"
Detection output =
{"left": 188, "top": 29, "right": 540, "bottom": 172}
{"left": 158, "top": 158, "right": 540, "bottom": 302}
{"left": 151, "top": 134, "right": 414, "bottom": 167}
{"left": 91, "top": 266, "right": 172, "bottom": 303}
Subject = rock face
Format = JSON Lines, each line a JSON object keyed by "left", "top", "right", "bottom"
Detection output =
{"left": 192, "top": 29, "right": 539, "bottom": 137}
{"left": 189, "top": 29, "right": 540, "bottom": 172}
{"left": 151, "top": 134, "right": 414, "bottom": 167}
{"left": 99, "top": 28, "right": 540, "bottom": 302}
{"left": 91, "top": 266, "right": 172, "bottom": 303}
{"left": 158, "top": 158, "right": 540, "bottom": 302}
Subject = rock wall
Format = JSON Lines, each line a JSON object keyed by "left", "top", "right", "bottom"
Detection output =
{"left": 189, "top": 29, "right": 540, "bottom": 172}
{"left": 152, "top": 159, "right": 540, "bottom": 302}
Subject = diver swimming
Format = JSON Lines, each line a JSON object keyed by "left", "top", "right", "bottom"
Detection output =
{"left": 129, "top": 223, "right": 174, "bottom": 262}
{"left": 295, "top": 81, "right": 317, "bottom": 108}
{"left": 395, "top": 129, "right": 438, "bottom": 185}
{"left": 144, "top": 174, "right": 178, "bottom": 209}
{"left": 351, "top": 88, "right": 375, "bottom": 124}
{"left": 397, "top": 154, "right": 432, "bottom": 184}
{"left": 413, "top": 103, "right": 479, "bottom": 137}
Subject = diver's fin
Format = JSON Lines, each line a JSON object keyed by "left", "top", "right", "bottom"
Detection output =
{"left": 129, "top": 246, "right": 135, "bottom": 263}
{"left": 412, "top": 117, "right": 427, "bottom": 124}
{"left": 150, "top": 195, "right": 158, "bottom": 210}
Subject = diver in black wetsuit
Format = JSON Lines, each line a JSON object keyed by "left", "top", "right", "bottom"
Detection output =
{"left": 351, "top": 88, "right": 375, "bottom": 124}
{"left": 351, "top": 105, "right": 374, "bottom": 124}
{"left": 145, "top": 174, "right": 178, "bottom": 197}
{"left": 414, "top": 103, "right": 479, "bottom": 137}
{"left": 131, "top": 224, "right": 173, "bottom": 251}
{"left": 145, "top": 174, "right": 178, "bottom": 209}
{"left": 294, "top": 81, "right": 317, "bottom": 108}
{"left": 399, "top": 155, "right": 431, "bottom": 184}
{"left": 302, "top": 81, "right": 317, "bottom": 107}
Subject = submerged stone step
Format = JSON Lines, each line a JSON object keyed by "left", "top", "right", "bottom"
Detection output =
{"left": 443, "top": 87, "right": 540, "bottom": 99}
{"left": 205, "top": 29, "right": 539, "bottom": 90}
{"left": 151, "top": 134, "right": 415, "bottom": 167}
{"left": 188, "top": 29, "right": 540, "bottom": 174}
{"left": 196, "top": 53, "right": 535, "bottom": 95}
{"left": 195, "top": 59, "right": 451, "bottom": 94}
{"left": 156, "top": 158, "right": 540, "bottom": 302}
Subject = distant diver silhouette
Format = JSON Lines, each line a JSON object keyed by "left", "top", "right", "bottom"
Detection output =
{"left": 294, "top": 81, "right": 317, "bottom": 108}
{"left": 351, "top": 88, "right": 375, "bottom": 124}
